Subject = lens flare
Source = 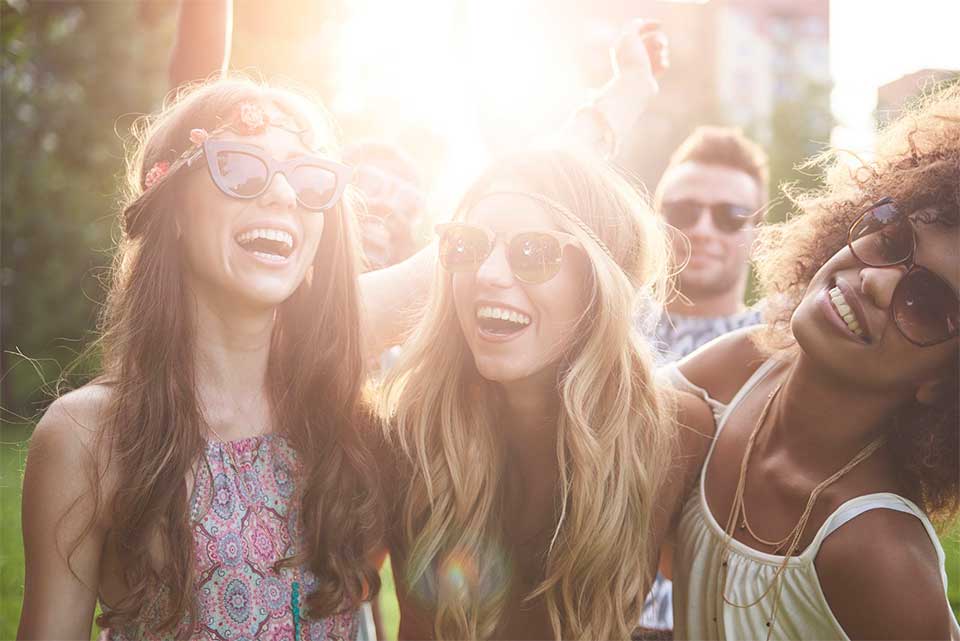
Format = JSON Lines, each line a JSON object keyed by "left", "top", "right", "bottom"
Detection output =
{"left": 403, "top": 542, "right": 512, "bottom": 611}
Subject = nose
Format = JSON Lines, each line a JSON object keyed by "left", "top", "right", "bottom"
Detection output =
{"left": 859, "top": 264, "right": 909, "bottom": 311}
{"left": 259, "top": 171, "right": 298, "bottom": 210}
{"left": 686, "top": 205, "right": 719, "bottom": 238}
{"left": 475, "top": 240, "right": 514, "bottom": 289}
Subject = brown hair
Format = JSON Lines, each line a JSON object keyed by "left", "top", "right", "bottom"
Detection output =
{"left": 752, "top": 83, "right": 960, "bottom": 525}
{"left": 655, "top": 125, "right": 769, "bottom": 206}
{"left": 81, "top": 77, "right": 382, "bottom": 633}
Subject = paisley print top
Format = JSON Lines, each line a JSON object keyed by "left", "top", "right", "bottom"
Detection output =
{"left": 104, "top": 435, "right": 359, "bottom": 641}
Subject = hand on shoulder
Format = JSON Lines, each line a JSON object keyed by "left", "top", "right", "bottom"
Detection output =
{"left": 816, "top": 507, "right": 956, "bottom": 640}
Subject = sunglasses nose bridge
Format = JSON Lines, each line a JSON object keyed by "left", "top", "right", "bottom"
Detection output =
{"left": 475, "top": 237, "right": 514, "bottom": 287}
{"left": 859, "top": 263, "right": 910, "bottom": 314}
{"left": 259, "top": 168, "right": 299, "bottom": 209}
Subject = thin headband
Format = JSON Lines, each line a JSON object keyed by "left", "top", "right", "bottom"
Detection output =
{"left": 474, "top": 190, "right": 616, "bottom": 261}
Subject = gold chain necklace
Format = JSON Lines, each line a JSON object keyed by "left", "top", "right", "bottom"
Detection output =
{"left": 717, "top": 374, "right": 885, "bottom": 640}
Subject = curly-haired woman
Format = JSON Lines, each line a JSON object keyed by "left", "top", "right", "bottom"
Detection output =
{"left": 669, "top": 85, "right": 960, "bottom": 640}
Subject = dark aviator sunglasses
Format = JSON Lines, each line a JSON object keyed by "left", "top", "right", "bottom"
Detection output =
{"left": 847, "top": 198, "right": 959, "bottom": 347}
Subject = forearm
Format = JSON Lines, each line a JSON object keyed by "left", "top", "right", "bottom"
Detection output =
{"left": 168, "top": 0, "right": 233, "bottom": 89}
{"left": 563, "top": 69, "right": 657, "bottom": 157}
{"left": 359, "top": 242, "right": 436, "bottom": 358}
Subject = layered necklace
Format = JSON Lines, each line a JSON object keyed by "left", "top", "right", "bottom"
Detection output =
{"left": 716, "top": 372, "right": 885, "bottom": 640}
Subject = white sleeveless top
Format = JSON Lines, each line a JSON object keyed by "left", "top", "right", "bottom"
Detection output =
{"left": 665, "top": 359, "right": 957, "bottom": 640}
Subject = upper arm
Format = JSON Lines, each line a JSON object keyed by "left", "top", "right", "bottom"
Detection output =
{"left": 649, "top": 389, "right": 715, "bottom": 566}
{"left": 18, "top": 387, "right": 111, "bottom": 640}
{"left": 677, "top": 326, "right": 768, "bottom": 405}
{"left": 816, "top": 509, "right": 955, "bottom": 641}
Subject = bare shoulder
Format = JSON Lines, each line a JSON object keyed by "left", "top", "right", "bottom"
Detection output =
{"left": 32, "top": 383, "right": 113, "bottom": 453}
{"left": 668, "top": 388, "right": 715, "bottom": 498}
{"left": 27, "top": 383, "right": 115, "bottom": 495}
{"left": 677, "top": 326, "right": 770, "bottom": 405}
{"left": 816, "top": 507, "right": 955, "bottom": 640}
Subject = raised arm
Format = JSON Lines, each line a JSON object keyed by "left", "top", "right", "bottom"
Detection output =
{"left": 17, "top": 387, "right": 110, "bottom": 640}
{"left": 561, "top": 19, "right": 667, "bottom": 158}
{"left": 168, "top": 0, "right": 233, "bottom": 89}
{"left": 359, "top": 20, "right": 668, "bottom": 358}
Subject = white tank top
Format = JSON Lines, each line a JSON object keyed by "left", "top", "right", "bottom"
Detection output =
{"left": 664, "top": 359, "right": 957, "bottom": 640}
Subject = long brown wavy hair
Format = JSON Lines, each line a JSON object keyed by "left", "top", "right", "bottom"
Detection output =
{"left": 379, "top": 149, "right": 677, "bottom": 639}
{"left": 77, "top": 78, "right": 382, "bottom": 633}
{"left": 753, "top": 83, "right": 960, "bottom": 526}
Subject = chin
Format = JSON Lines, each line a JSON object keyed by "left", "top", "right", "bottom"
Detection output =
{"left": 230, "top": 278, "right": 300, "bottom": 310}
{"left": 473, "top": 356, "right": 532, "bottom": 384}
{"left": 790, "top": 304, "right": 851, "bottom": 378}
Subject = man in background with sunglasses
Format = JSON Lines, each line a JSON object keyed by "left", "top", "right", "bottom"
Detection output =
{"left": 649, "top": 125, "right": 768, "bottom": 363}
{"left": 637, "top": 126, "right": 768, "bottom": 639}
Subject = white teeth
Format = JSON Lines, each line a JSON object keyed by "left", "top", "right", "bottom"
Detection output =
{"left": 252, "top": 251, "right": 286, "bottom": 263}
{"left": 236, "top": 228, "right": 294, "bottom": 250}
{"left": 476, "top": 306, "right": 531, "bottom": 326}
{"left": 828, "top": 287, "right": 864, "bottom": 337}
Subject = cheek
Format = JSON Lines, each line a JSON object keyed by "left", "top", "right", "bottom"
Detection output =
{"left": 726, "top": 230, "right": 752, "bottom": 257}
{"left": 532, "top": 258, "right": 590, "bottom": 338}
{"left": 301, "top": 217, "right": 326, "bottom": 259}
{"left": 451, "top": 273, "right": 475, "bottom": 324}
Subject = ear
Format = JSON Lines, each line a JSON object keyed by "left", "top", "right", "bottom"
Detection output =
{"left": 915, "top": 378, "right": 947, "bottom": 406}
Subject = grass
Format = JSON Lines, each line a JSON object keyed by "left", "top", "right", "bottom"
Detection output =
{"left": 1, "top": 424, "right": 958, "bottom": 640}
{"left": 0, "top": 424, "right": 29, "bottom": 639}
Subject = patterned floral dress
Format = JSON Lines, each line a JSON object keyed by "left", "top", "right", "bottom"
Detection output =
{"left": 104, "top": 435, "right": 360, "bottom": 641}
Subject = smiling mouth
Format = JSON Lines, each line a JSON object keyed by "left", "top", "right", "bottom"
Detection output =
{"left": 475, "top": 305, "right": 531, "bottom": 337}
{"left": 235, "top": 228, "right": 295, "bottom": 262}
{"left": 827, "top": 285, "right": 866, "bottom": 339}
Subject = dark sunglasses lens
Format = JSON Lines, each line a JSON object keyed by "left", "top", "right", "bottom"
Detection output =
{"left": 713, "top": 204, "right": 753, "bottom": 233}
{"left": 661, "top": 201, "right": 701, "bottom": 229}
{"left": 893, "top": 270, "right": 959, "bottom": 346}
{"left": 508, "top": 232, "right": 563, "bottom": 284}
{"left": 849, "top": 203, "right": 912, "bottom": 266}
{"left": 439, "top": 225, "right": 491, "bottom": 272}
{"left": 214, "top": 151, "right": 268, "bottom": 197}
{"left": 290, "top": 164, "right": 338, "bottom": 209}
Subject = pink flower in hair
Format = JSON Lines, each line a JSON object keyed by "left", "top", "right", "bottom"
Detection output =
{"left": 144, "top": 160, "right": 171, "bottom": 189}
{"left": 189, "top": 128, "right": 210, "bottom": 145}
{"left": 237, "top": 102, "right": 268, "bottom": 135}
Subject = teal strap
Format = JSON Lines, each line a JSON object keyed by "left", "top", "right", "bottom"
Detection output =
{"left": 291, "top": 580, "right": 302, "bottom": 641}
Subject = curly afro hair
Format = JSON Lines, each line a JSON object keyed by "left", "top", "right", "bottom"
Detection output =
{"left": 752, "top": 82, "right": 960, "bottom": 527}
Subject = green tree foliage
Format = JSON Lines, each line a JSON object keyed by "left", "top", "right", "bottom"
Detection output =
{"left": 1, "top": 1, "right": 173, "bottom": 423}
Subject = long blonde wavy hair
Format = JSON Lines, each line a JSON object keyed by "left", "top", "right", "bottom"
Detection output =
{"left": 379, "top": 148, "right": 677, "bottom": 640}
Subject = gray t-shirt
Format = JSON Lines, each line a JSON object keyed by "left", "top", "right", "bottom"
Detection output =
{"left": 652, "top": 308, "right": 763, "bottom": 363}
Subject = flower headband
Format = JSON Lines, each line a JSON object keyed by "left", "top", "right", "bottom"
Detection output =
{"left": 141, "top": 102, "right": 306, "bottom": 190}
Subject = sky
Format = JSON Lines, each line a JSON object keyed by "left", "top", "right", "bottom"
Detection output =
{"left": 830, "top": 0, "right": 960, "bottom": 151}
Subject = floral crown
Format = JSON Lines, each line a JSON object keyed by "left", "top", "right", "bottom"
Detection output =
{"left": 141, "top": 102, "right": 305, "bottom": 190}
